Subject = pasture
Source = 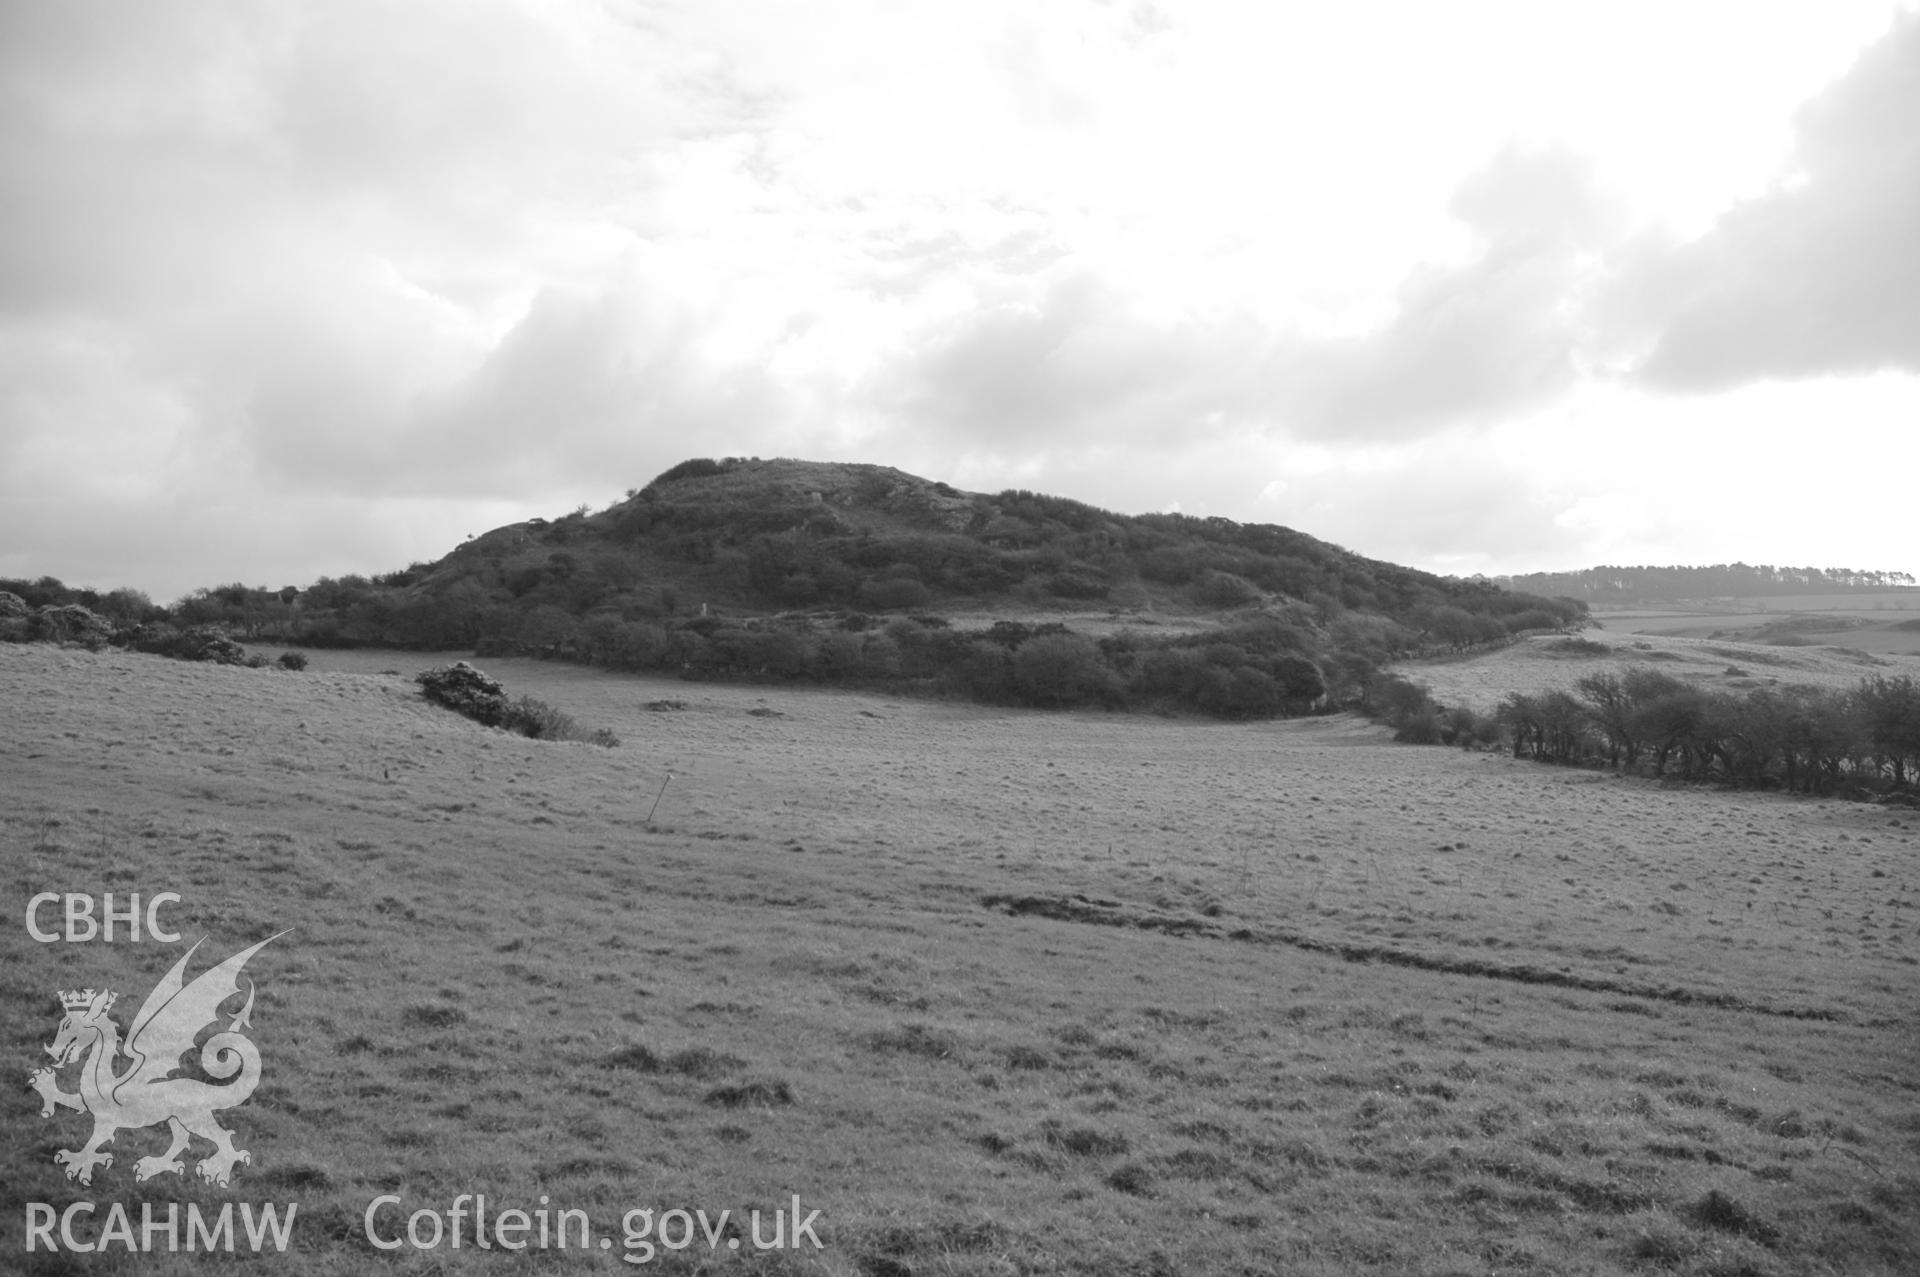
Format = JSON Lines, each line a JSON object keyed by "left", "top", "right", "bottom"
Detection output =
{"left": 1395, "top": 629, "right": 1920, "bottom": 717}
{"left": 1590, "top": 594, "right": 1920, "bottom": 660}
{"left": 3, "top": 643, "right": 1917, "bottom": 1274}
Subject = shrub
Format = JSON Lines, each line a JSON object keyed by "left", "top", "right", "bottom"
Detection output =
{"left": 0, "top": 591, "right": 29, "bottom": 620}
{"left": 813, "top": 630, "right": 867, "bottom": 682}
{"left": 500, "top": 694, "right": 577, "bottom": 740}
{"left": 948, "top": 640, "right": 1016, "bottom": 702}
{"left": 650, "top": 457, "right": 731, "bottom": 485}
{"left": 497, "top": 695, "right": 619, "bottom": 745}
{"left": 1270, "top": 654, "right": 1327, "bottom": 712}
{"left": 1191, "top": 570, "right": 1261, "bottom": 609}
{"left": 1011, "top": 632, "right": 1120, "bottom": 708}
{"left": 416, "top": 661, "right": 509, "bottom": 726}
{"left": 276, "top": 651, "right": 309, "bottom": 671}
{"left": 27, "top": 604, "right": 112, "bottom": 649}
{"left": 1395, "top": 707, "right": 1443, "bottom": 744}
{"left": 1367, "top": 673, "right": 1435, "bottom": 727}
{"left": 859, "top": 576, "right": 932, "bottom": 611}
{"left": 1047, "top": 563, "right": 1111, "bottom": 600}
{"left": 416, "top": 664, "right": 617, "bottom": 746}
{"left": 124, "top": 624, "right": 249, "bottom": 665}
{"left": 1444, "top": 705, "right": 1499, "bottom": 748}
{"left": 861, "top": 632, "right": 902, "bottom": 678}
{"left": 1218, "top": 665, "right": 1284, "bottom": 719}
{"left": 1136, "top": 646, "right": 1205, "bottom": 699}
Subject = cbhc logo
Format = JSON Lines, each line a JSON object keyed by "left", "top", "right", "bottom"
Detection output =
{"left": 26, "top": 893, "right": 182, "bottom": 943}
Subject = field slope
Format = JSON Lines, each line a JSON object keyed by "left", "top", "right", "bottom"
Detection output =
{"left": 4, "top": 644, "right": 1917, "bottom": 1275}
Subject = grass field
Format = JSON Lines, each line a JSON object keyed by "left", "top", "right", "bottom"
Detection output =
{"left": 1591, "top": 596, "right": 1920, "bottom": 660}
{"left": 4, "top": 643, "right": 1918, "bottom": 1274}
{"left": 1394, "top": 629, "right": 1920, "bottom": 717}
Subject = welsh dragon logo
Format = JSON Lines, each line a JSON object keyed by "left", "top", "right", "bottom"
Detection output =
{"left": 27, "top": 932, "right": 287, "bottom": 1187}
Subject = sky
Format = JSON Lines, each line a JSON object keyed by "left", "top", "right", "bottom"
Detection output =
{"left": 3, "top": 0, "right": 1916, "bottom": 604}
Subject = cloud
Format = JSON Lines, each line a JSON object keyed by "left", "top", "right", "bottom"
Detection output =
{"left": 1250, "top": 436, "right": 1588, "bottom": 570}
{"left": 864, "top": 271, "right": 1266, "bottom": 446}
{"left": 1266, "top": 145, "right": 1611, "bottom": 441}
{"left": 1621, "top": 13, "right": 1920, "bottom": 389}
{"left": 0, "top": 0, "right": 787, "bottom": 597}
{"left": 871, "top": 146, "right": 1617, "bottom": 451}
{"left": 2, "top": 2, "right": 1911, "bottom": 600}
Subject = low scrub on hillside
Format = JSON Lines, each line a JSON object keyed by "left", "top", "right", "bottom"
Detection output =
{"left": 491, "top": 611, "right": 1332, "bottom": 719}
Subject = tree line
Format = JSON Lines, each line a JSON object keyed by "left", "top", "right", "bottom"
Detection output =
{"left": 1368, "top": 666, "right": 1920, "bottom": 795}
{"left": 1493, "top": 563, "right": 1918, "bottom": 604}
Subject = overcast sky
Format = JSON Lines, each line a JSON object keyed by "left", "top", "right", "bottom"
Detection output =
{"left": 4, "top": 1, "right": 1916, "bottom": 603}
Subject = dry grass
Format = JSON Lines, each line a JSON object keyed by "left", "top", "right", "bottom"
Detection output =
{"left": 3, "top": 643, "right": 1917, "bottom": 1274}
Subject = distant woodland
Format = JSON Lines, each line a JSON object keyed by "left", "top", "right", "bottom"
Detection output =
{"left": 1492, "top": 563, "right": 1917, "bottom": 605}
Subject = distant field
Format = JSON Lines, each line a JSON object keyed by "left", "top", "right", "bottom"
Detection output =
{"left": 4, "top": 644, "right": 1917, "bottom": 1275}
{"left": 1592, "top": 592, "right": 1920, "bottom": 617}
{"left": 1397, "top": 630, "right": 1920, "bottom": 716}
{"left": 1592, "top": 594, "right": 1920, "bottom": 659}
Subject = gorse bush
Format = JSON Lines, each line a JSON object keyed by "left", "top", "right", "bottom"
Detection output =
{"left": 121, "top": 623, "right": 250, "bottom": 665}
{"left": 416, "top": 661, "right": 510, "bottom": 725}
{"left": 415, "top": 662, "right": 618, "bottom": 747}
{"left": 26, "top": 604, "right": 112, "bottom": 649}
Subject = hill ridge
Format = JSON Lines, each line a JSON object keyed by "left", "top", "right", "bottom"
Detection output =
{"left": 6, "top": 456, "right": 1591, "bottom": 721}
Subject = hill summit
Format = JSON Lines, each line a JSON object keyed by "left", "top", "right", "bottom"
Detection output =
{"left": 411, "top": 455, "right": 1572, "bottom": 624}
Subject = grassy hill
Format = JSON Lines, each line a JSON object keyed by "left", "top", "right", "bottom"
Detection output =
{"left": 147, "top": 457, "right": 1586, "bottom": 719}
